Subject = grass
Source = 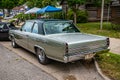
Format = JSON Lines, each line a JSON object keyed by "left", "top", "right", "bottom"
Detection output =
{"left": 95, "top": 52, "right": 120, "bottom": 80}
{"left": 77, "top": 22, "right": 120, "bottom": 38}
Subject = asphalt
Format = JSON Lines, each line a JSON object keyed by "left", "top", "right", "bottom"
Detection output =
{"left": 0, "top": 44, "right": 56, "bottom": 80}
{"left": 0, "top": 41, "right": 104, "bottom": 80}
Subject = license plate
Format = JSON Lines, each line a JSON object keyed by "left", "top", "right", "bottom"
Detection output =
{"left": 85, "top": 53, "right": 94, "bottom": 59}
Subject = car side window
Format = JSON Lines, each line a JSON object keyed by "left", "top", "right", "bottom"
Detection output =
{"left": 21, "top": 22, "right": 33, "bottom": 32}
{"left": 32, "top": 23, "right": 38, "bottom": 34}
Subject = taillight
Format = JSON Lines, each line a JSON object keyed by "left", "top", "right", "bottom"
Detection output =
{"left": 65, "top": 43, "right": 68, "bottom": 53}
{"left": 107, "top": 38, "right": 110, "bottom": 46}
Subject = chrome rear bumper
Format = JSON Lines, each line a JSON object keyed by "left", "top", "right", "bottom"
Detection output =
{"left": 64, "top": 48, "right": 109, "bottom": 63}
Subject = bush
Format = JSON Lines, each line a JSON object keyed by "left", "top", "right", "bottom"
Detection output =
{"left": 14, "top": 13, "right": 37, "bottom": 21}
{"left": 67, "top": 9, "right": 88, "bottom": 23}
{"left": 51, "top": 12, "right": 64, "bottom": 19}
{"left": 111, "top": 24, "right": 120, "bottom": 30}
{"left": 14, "top": 13, "right": 26, "bottom": 21}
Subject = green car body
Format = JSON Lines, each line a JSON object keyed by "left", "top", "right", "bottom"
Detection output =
{"left": 9, "top": 19, "right": 109, "bottom": 63}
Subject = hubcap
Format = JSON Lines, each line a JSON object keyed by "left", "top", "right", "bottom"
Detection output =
{"left": 37, "top": 49, "right": 45, "bottom": 61}
{"left": 12, "top": 39, "right": 15, "bottom": 46}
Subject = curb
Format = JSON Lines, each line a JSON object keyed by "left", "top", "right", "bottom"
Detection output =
{"left": 94, "top": 58, "right": 111, "bottom": 80}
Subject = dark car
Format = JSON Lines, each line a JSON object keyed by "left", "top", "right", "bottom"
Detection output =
{"left": 0, "top": 22, "right": 17, "bottom": 40}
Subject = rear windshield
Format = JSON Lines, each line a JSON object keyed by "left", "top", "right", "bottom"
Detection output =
{"left": 43, "top": 21, "right": 80, "bottom": 35}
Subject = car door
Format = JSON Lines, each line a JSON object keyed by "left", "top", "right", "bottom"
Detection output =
{"left": 15, "top": 21, "right": 34, "bottom": 49}
{"left": 0, "top": 23, "right": 9, "bottom": 39}
{"left": 28, "top": 22, "right": 45, "bottom": 53}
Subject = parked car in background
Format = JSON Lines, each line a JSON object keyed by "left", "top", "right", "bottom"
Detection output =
{"left": 9, "top": 19, "right": 109, "bottom": 65}
{"left": 0, "top": 22, "right": 17, "bottom": 40}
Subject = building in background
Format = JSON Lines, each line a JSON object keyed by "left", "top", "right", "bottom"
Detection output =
{"left": 111, "top": 0, "right": 120, "bottom": 27}
{"left": 60, "top": 0, "right": 120, "bottom": 22}
{"left": 12, "top": 3, "right": 28, "bottom": 16}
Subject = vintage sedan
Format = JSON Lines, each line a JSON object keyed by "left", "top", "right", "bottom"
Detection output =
{"left": 0, "top": 22, "right": 17, "bottom": 40}
{"left": 9, "top": 19, "right": 109, "bottom": 64}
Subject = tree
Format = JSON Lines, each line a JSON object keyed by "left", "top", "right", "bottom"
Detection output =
{"left": 1, "top": 0, "right": 15, "bottom": 17}
{"left": 42, "top": 0, "right": 58, "bottom": 7}
{"left": 26, "top": 0, "right": 58, "bottom": 8}
{"left": 27, "top": 0, "right": 43, "bottom": 8}
{"left": 67, "top": 0, "right": 86, "bottom": 24}
{"left": 0, "top": 0, "right": 21, "bottom": 17}
{"left": 92, "top": 0, "right": 111, "bottom": 7}
{"left": 18, "top": 0, "right": 27, "bottom": 5}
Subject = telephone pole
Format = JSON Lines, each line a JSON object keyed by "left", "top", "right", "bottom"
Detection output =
{"left": 100, "top": 0, "right": 105, "bottom": 30}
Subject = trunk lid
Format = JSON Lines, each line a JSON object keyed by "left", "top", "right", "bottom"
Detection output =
{"left": 47, "top": 33, "right": 108, "bottom": 54}
{"left": 47, "top": 33, "right": 107, "bottom": 43}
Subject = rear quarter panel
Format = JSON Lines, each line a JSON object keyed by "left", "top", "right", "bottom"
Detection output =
{"left": 44, "top": 38, "right": 66, "bottom": 61}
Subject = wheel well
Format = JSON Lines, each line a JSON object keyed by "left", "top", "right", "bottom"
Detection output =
{"left": 34, "top": 46, "right": 42, "bottom": 53}
{"left": 34, "top": 47, "right": 38, "bottom": 53}
{"left": 9, "top": 35, "right": 13, "bottom": 40}
{"left": 9, "top": 35, "right": 14, "bottom": 40}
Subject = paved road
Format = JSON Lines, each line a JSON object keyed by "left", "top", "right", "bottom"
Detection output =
{"left": 0, "top": 44, "right": 56, "bottom": 80}
{"left": 0, "top": 42, "right": 103, "bottom": 80}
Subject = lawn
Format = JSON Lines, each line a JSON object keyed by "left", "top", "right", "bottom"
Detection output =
{"left": 96, "top": 52, "right": 120, "bottom": 80}
{"left": 77, "top": 22, "right": 120, "bottom": 38}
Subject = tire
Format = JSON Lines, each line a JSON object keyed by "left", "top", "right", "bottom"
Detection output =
{"left": 11, "top": 37, "right": 18, "bottom": 48}
{"left": 36, "top": 48, "right": 49, "bottom": 65}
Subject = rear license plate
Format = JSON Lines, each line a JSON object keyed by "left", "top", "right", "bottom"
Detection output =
{"left": 85, "top": 53, "right": 94, "bottom": 59}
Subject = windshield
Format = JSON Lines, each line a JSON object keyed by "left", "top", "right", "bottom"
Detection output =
{"left": 43, "top": 21, "right": 80, "bottom": 35}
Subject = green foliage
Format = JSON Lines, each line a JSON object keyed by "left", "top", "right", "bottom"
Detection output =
{"left": 77, "top": 22, "right": 120, "bottom": 38}
{"left": 0, "top": 0, "right": 27, "bottom": 9}
{"left": 95, "top": 52, "right": 120, "bottom": 80}
{"left": 42, "top": 0, "right": 53, "bottom": 7}
{"left": 14, "top": 13, "right": 38, "bottom": 21}
{"left": 67, "top": 10, "right": 88, "bottom": 23}
{"left": 9, "top": 19, "right": 16, "bottom": 23}
{"left": 27, "top": 0, "right": 58, "bottom": 8}
{"left": 67, "top": 0, "right": 86, "bottom": 6}
{"left": 67, "top": 0, "right": 86, "bottom": 10}
{"left": 51, "top": 12, "right": 64, "bottom": 19}
{"left": 14, "top": 13, "right": 28, "bottom": 21}
{"left": 67, "top": 0, "right": 87, "bottom": 24}
{"left": 27, "top": 0, "right": 43, "bottom": 8}
{"left": 18, "top": 0, "right": 27, "bottom": 5}
{"left": 111, "top": 24, "right": 120, "bottom": 30}
{"left": 1, "top": 0, "right": 15, "bottom": 9}
{"left": 92, "top": 0, "right": 111, "bottom": 7}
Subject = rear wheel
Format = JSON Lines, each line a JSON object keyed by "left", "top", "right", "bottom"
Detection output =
{"left": 11, "top": 37, "right": 18, "bottom": 48}
{"left": 36, "top": 48, "right": 49, "bottom": 65}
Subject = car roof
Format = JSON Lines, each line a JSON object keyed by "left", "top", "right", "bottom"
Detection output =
{"left": 26, "top": 19, "right": 73, "bottom": 23}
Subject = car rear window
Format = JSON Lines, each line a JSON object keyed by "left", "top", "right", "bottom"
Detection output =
{"left": 43, "top": 21, "right": 80, "bottom": 35}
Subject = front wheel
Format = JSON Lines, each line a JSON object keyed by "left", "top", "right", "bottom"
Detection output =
{"left": 11, "top": 37, "right": 18, "bottom": 48}
{"left": 36, "top": 48, "right": 50, "bottom": 65}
